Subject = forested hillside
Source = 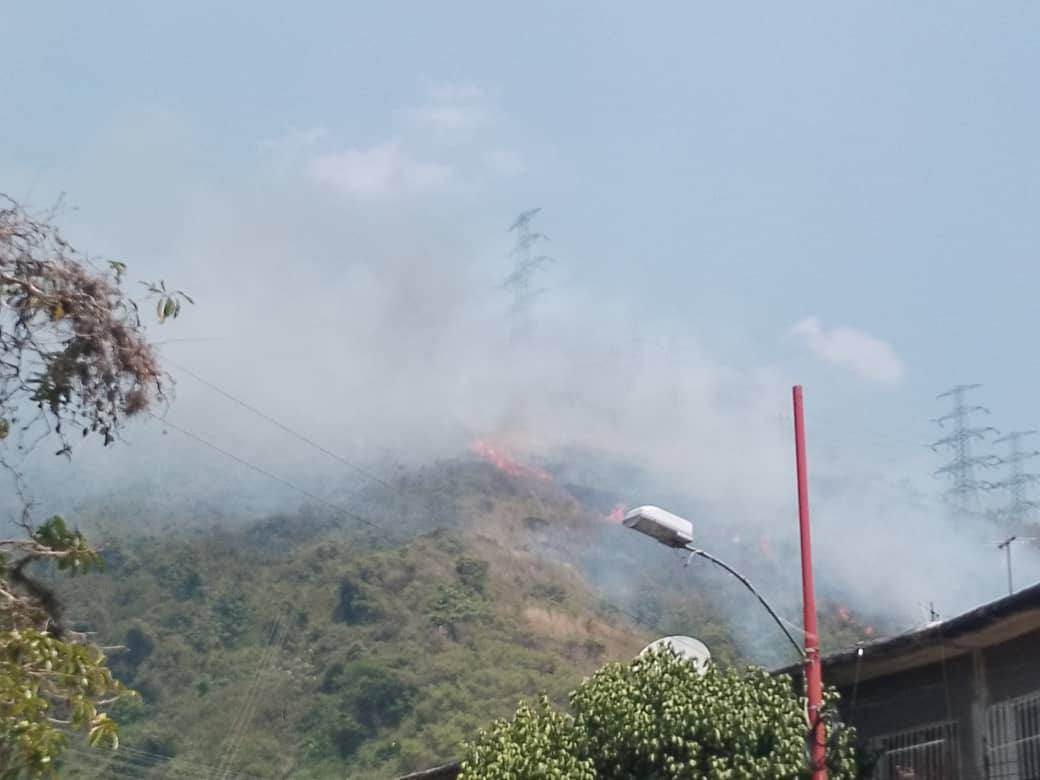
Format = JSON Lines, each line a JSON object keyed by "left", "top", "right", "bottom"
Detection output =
{"left": 43, "top": 456, "right": 878, "bottom": 779}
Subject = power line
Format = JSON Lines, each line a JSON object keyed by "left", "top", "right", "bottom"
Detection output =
{"left": 63, "top": 745, "right": 260, "bottom": 780}
{"left": 151, "top": 414, "right": 396, "bottom": 539}
{"left": 162, "top": 360, "right": 471, "bottom": 546}
{"left": 165, "top": 358, "right": 395, "bottom": 492}
{"left": 213, "top": 606, "right": 291, "bottom": 780}
{"left": 115, "top": 745, "right": 258, "bottom": 780}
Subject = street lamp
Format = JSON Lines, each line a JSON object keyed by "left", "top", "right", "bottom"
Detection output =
{"left": 622, "top": 386, "right": 827, "bottom": 780}
{"left": 622, "top": 505, "right": 804, "bottom": 657}
{"left": 621, "top": 504, "right": 694, "bottom": 547}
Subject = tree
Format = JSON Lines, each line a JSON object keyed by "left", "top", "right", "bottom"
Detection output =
{"left": 459, "top": 650, "right": 858, "bottom": 780}
{"left": 0, "top": 197, "right": 190, "bottom": 777}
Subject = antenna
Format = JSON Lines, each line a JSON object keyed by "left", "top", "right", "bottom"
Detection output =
{"left": 994, "top": 535, "right": 1040, "bottom": 596}
{"left": 998, "top": 536, "right": 1017, "bottom": 596}
{"left": 930, "top": 384, "right": 999, "bottom": 515}
{"left": 917, "top": 601, "right": 941, "bottom": 625}
{"left": 990, "top": 430, "right": 1040, "bottom": 532}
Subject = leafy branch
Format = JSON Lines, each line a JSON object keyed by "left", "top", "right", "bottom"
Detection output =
{"left": 139, "top": 280, "right": 194, "bottom": 324}
{"left": 0, "top": 196, "right": 185, "bottom": 777}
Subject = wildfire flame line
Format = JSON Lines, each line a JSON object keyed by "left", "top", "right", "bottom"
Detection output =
{"left": 468, "top": 439, "right": 553, "bottom": 482}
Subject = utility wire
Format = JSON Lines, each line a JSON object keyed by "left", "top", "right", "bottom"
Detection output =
{"left": 152, "top": 414, "right": 396, "bottom": 539}
{"left": 115, "top": 745, "right": 258, "bottom": 780}
{"left": 165, "top": 359, "right": 394, "bottom": 492}
{"left": 63, "top": 745, "right": 259, "bottom": 780}
{"left": 213, "top": 606, "right": 291, "bottom": 780}
{"left": 158, "top": 362, "right": 465, "bottom": 546}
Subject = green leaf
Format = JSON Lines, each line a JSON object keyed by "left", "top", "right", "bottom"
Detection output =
{"left": 107, "top": 260, "right": 127, "bottom": 282}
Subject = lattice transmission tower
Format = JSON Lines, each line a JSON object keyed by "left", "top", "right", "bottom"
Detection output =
{"left": 990, "top": 430, "right": 1040, "bottom": 533}
{"left": 930, "top": 384, "right": 1000, "bottom": 514}
{"left": 503, "top": 208, "right": 554, "bottom": 343}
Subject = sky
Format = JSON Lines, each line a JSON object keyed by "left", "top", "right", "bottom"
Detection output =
{"left": 4, "top": 2, "right": 1040, "bottom": 623}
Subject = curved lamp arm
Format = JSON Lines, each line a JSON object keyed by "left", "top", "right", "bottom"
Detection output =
{"left": 684, "top": 544, "right": 806, "bottom": 658}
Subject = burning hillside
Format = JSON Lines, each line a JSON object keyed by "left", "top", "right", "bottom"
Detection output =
{"left": 459, "top": 440, "right": 887, "bottom": 655}
{"left": 469, "top": 438, "right": 553, "bottom": 482}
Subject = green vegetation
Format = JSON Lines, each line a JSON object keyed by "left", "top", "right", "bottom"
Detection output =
{"left": 50, "top": 496, "right": 660, "bottom": 779}
{"left": 460, "top": 650, "right": 857, "bottom": 779}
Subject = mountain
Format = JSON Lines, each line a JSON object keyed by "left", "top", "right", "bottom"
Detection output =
{"left": 47, "top": 454, "right": 878, "bottom": 779}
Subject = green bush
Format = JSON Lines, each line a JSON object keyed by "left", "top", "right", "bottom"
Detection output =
{"left": 303, "top": 699, "right": 368, "bottom": 760}
{"left": 214, "top": 593, "right": 250, "bottom": 647}
{"left": 428, "top": 586, "right": 489, "bottom": 641}
{"left": 307, "top": 658, "right": 417, "bottom": 761}
{"left": 156, "top": 559, "right": 204, "bottom": 601}
{"left": 455, "top": 557, "right": 489, "bottom": 594}
{"left": 333, "top": 576, "right": 382, "bottom": 624}
{"left": 461, "top": 697, "right": 595, "bottom": 779}
{"left": 460, "top": 650, "right": 857, "bottom": 780}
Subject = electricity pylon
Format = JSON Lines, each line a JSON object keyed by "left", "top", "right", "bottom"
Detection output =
{"left": 931, "top": 384, "right": 999, "bottom": 514}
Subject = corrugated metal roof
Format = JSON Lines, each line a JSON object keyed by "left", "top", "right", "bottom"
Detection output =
{"left": 775, "top": 579, "right": 1040, "bottom": 685}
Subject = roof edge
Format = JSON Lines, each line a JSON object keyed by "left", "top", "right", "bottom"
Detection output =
{"left": 775, "top": 579, "right": 1040, "bottom": 680}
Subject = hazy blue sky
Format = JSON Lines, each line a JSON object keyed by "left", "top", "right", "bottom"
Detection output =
{"left": 7, "top": 3, "right": 1038, "bottom": 410}
{"left": 4, "top": 2, "right": 1040, "bottom": 604}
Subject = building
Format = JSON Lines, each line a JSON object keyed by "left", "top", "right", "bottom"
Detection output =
{"left": 808, "top": 580, "right": 1040, "bottom": 779}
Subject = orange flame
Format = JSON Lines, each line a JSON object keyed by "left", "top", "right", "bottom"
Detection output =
{"left": 607, "top": 503, "right": 626, "bottom": 523}
{"left": 469, "top": 439, "right": 553, "bottom": 482}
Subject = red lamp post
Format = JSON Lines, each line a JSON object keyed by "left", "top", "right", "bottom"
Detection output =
{"left": 793, "top": 385, "right": 827, "bottom": 779}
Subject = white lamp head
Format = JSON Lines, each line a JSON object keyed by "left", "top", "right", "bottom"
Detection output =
{"left": 623, "top": 505, "right": 694, "bottom": 548}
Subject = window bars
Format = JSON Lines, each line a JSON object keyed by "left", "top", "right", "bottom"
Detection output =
{"left": 987, "top": 689, "right": 1040, "bottom": 780}
{"left": 869, "top": 720, "right": 961, "bottom": 780}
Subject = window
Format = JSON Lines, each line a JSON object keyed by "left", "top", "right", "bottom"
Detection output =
{"left": 868, "top": 720, "right": 961, "bottom": 780}
{"left": 988, "top": 690, "right": 1040, "bottom": 780}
